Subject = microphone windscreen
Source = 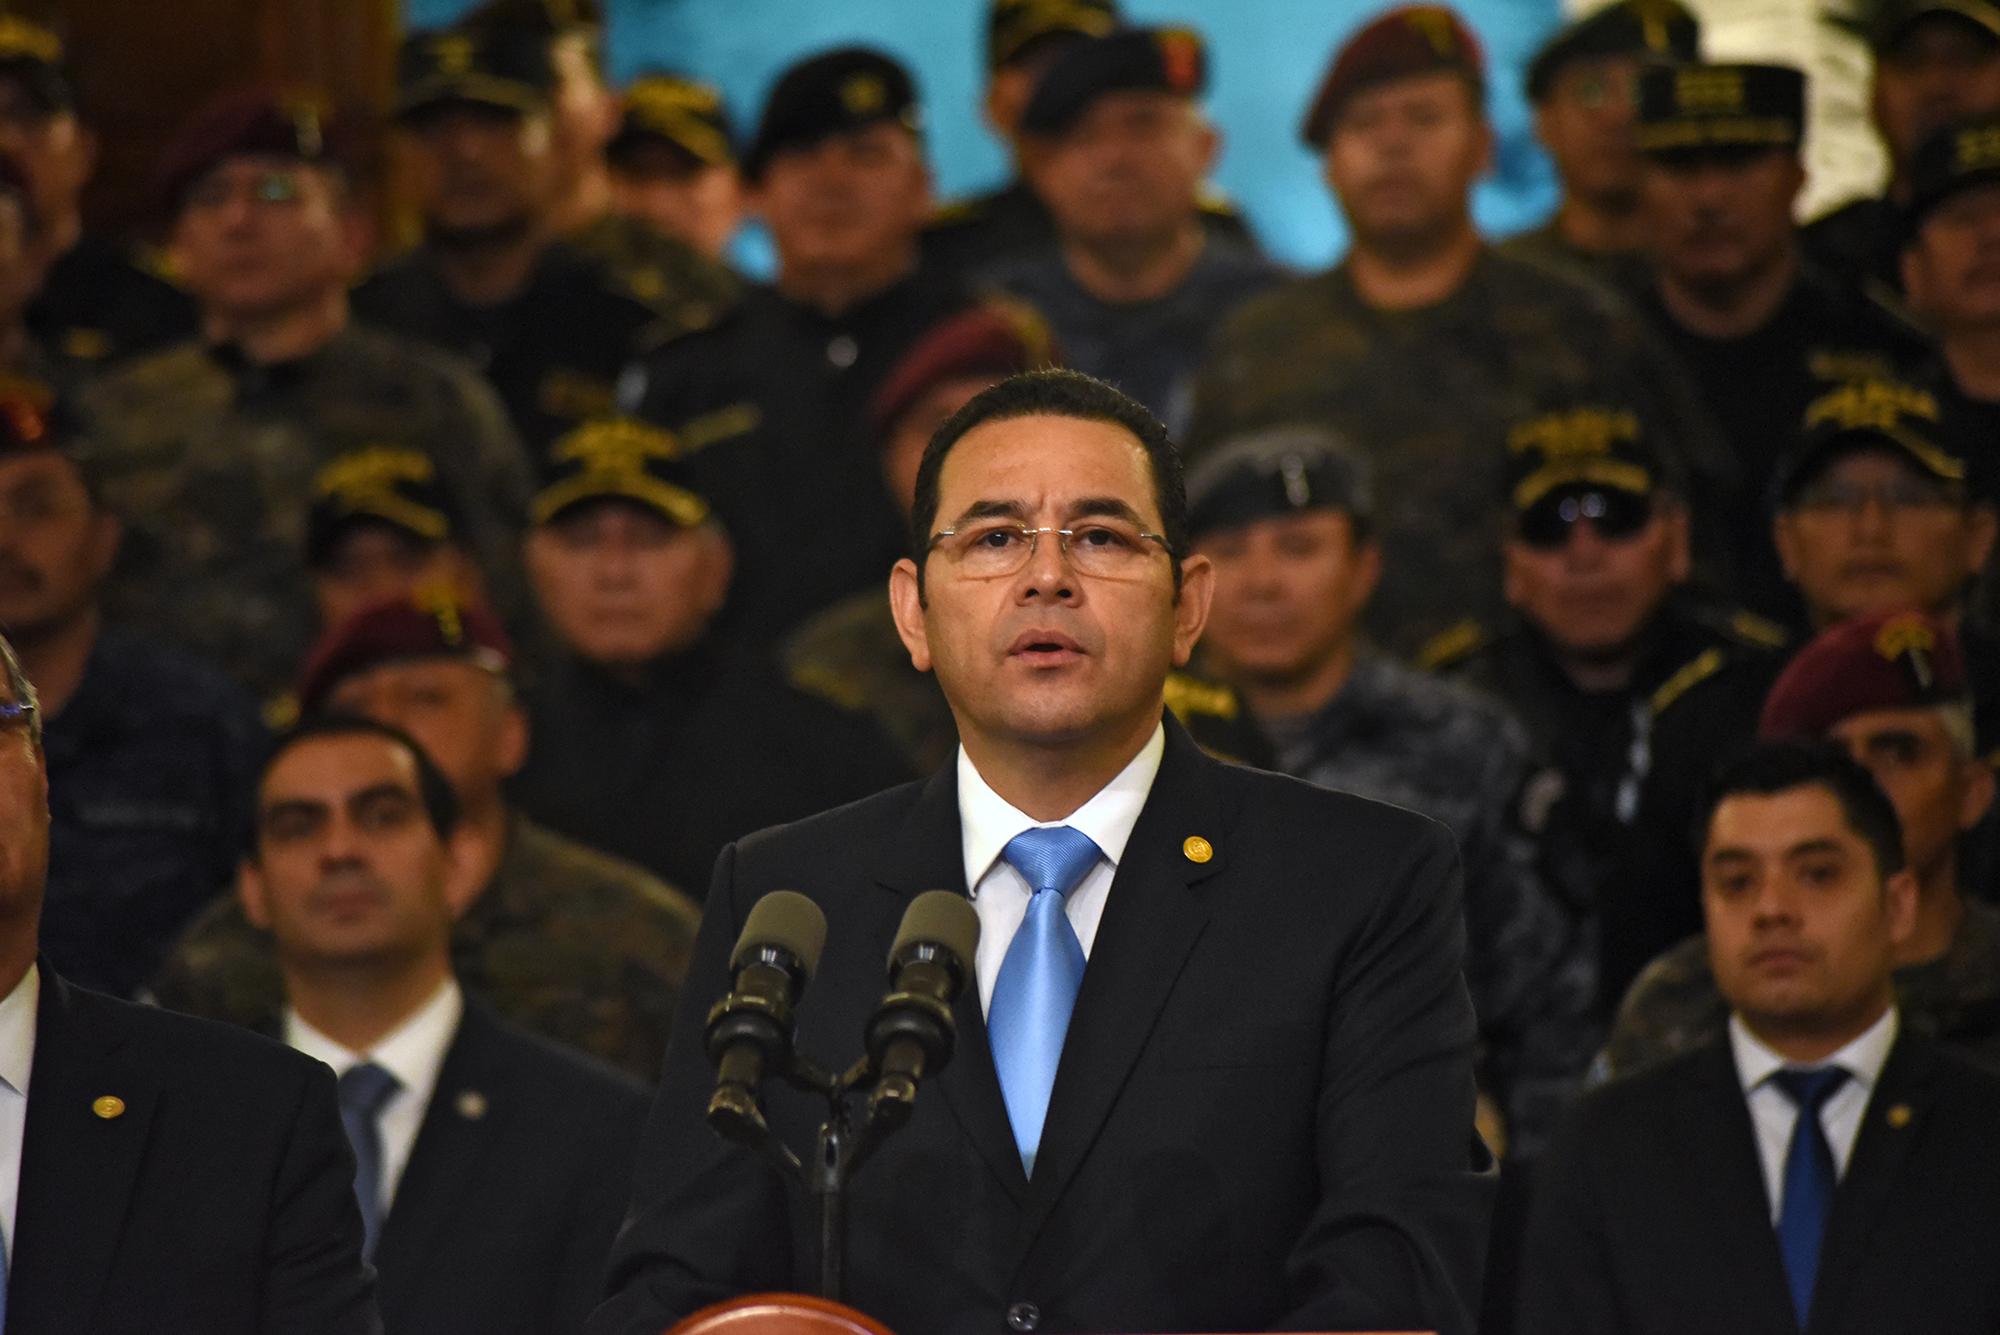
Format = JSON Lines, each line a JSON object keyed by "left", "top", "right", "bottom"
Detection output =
{"left": 732, "top": 889, "right": 829, "bottom": 979}
{"left": 889, "top": 890, "right": 981, "bottom": 973}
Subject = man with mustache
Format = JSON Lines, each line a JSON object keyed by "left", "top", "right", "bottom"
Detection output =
{"left": 243, "top": 714, "right": 649, "bottom": 1335}
{"left": 1626, "top": 61, "right": 1936, "bottom": 623}
{"left": 983, "top": 27, "right": 1282, "bottom": 428}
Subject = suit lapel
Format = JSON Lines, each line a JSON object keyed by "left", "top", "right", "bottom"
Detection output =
{"left": 370, "top": 1007, "right": 513, "bottom": 1325}
{"left": 11, "top": 970, "right": 162, "bottom": 1331}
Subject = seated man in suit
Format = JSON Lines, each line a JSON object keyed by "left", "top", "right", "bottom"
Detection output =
{"left": 591, "top": 370, "right": 1494, "bottom": 1335}
{"left": 1519, "top": 739, "right": 2000, "bottom": 1334}
{"left": 240, "top": 714, "right": 651, "bottom": 1335}
{"left": 0, "top": 631, "right": 377, "bottom": 1334}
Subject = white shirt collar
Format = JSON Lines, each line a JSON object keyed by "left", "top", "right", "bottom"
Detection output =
{"left": 285, "top": 977, "right": 463, "bottom": 1098}
{"left": 0, "top": 962, "right": 37, "bottom": 1098}
{"left": 958, "top": 723, "right": 1166, "bottom": 897}
{"left": 1729, "top": 1004, "right": 1900, "bottom": 1097}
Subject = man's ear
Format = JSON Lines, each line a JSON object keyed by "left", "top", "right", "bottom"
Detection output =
{"left": 888, "top": 558, "right": 933, "bottom": 672}
{"left": 1170, "top": 553, "right": 1215, "bottom": 667}
{"left": 1958, "top": 756, "right": 1996, "bottom": 832}
{"left": 238, "top": 857, "right": 271, "bottom": 930}
{"left": 440, "top": 826, "right": 486, "bottom": 920}
{"left": 1883, "top": 866, "right": 1920, "bottom": 954}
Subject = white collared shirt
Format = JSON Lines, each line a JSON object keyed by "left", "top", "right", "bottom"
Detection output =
{"left": 286, "top": 978, "right": 463, "bottom": 1215}
{"left": 0, "top": 963, "right": 36, "bottom": 1266}
{"left": 1730, "top": 1006, "right": 1899, "bottom": 1222}
{"left": 959, "top": 724, "right": 1165, "bottom": 1015}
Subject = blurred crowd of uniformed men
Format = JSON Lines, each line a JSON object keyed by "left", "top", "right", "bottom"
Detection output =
{"left": 0, "top": 0, "right": 1998, "bottom": 1329}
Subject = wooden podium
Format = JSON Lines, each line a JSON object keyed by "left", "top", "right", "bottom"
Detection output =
{"left": 666, "top": 1294, "right": 1429, "bottom": 1335}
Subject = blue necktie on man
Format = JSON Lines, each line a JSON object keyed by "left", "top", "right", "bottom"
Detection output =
{"left": 988, "top": 825, "right": 1101, "bottom": 1176}
{"left": 1772, "top": 1066, "right": 1849, "bottom": 1328}
{"left": 338, "top": 1060, "right": 402, "bottom": 1261}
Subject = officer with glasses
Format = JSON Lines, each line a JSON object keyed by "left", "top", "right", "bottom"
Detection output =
{"left": 1427, "top": 402, "right": 1786, "bottom": 1011}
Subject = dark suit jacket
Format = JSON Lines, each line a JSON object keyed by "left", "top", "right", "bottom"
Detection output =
{"left": 1516, "top": 1031, "right": 2000, "bottom": 1334}
{"left": 590, "top": 715, "right": 1495, "bottom": 1335}
{"left": 7, "top": 968, "right": 379, "bottom": 1334}
{"left": 373, "top": 1002, "right": 650, "bottom": 1335}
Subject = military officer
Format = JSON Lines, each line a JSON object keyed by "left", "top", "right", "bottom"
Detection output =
{"left": 606, "top": 71, "right": 746, "bottom": 264}
{"left": 304, "top": 444, "right": 491, "bottom": 635}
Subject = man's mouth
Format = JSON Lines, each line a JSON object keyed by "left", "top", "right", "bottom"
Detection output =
{"left": 1008, "top": 629, "right": 1085, "bottom": 664}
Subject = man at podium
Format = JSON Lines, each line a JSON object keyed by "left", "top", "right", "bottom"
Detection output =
{"left": 589, "top": 372, "right": 1495, "bottom": 1335}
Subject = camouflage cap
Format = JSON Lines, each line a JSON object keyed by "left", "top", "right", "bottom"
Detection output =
{"left": 0, "top": 15, "right": 72, "bottom": 114}
{"left": 155, "top": 87, "right": 352, "bottom": 213}
{"left": 395, "top": 24, "right": 557, "bottom": 122}
{"left": 306, "top": 445, "right": 463, "bottom": 566}
{"left": 1870, "top": 0, "right": 2000, "bottom": 53}
{"left": 870, "top": 303, "right": 1056, "bottom": 438}
{"left": 1018, "top": 27, "right": 1208, "bottom": 138}
{"left": 1758, "top": 609, "right": 1968, "bottom": 739}
{"left": 1504, "top": 403, "right": 1661, "bottom": 511}
{"left": 296, "top": 592, "right": 514, "bottom": 714}
{"left": 1186, "top": 424, "right": 1376, "bottom": 539}
{"left": 1777, "top": 378, "right": 1967, "bottom": 506}
{"left": 530, "top": 417, "right": 712, "bottom": 528}
{"left": 609, "top": 72, "right": 735, "bottom": 169}
{"left": 1635, "top": 62, "right": 1806, "bottom": 155}
{"left": 744, "top": 47, "right": 921, "bottom": 181}
{"left": 1907, "top": 116, "right": 2000, "bottom": 231}
{"left": 1302, "top": 5, "right": 1486, "bottom": 150}
{"left": 989, "top": 0, "right": 1119, "bottom": 72}
{"left": 1525, "top": 0, "right": 1700, "bottom": 103}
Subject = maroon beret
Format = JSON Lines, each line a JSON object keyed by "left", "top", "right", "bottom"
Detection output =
{"left": 868, "top": 303, "right": 1057, "bottom": 439}
{"left": 1758, "top": 609, "right": 1968, "bottom": 740}
{"left": 296, "top": 593, "right": 513, "bottom": 715}
{"left": 155, "top": 86, "right": 353, "bottom": 214}
{"left": 1302, "top": 4, "right": 1486, "bottom": 149}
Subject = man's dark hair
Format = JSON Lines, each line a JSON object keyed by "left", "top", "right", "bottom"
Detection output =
{"left": 251, "top": 713, "right": 460, "bottom": 853}
{"left": 1694, "top": 738, "right": 1906, "bottom": 877}
{"left": 908, "top": 369, "right": 1189, "bottom": 593}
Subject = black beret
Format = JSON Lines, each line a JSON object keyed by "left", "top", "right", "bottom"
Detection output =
{"left": 1019, "top": 27, "right": 1207, "bottom": 138}
{"left": 1526, "top": 0, "right": 1699, "bottom": 103}
{"left": 1186, "top": 426, "right": 1375, "bottom": 539}
{"left": 988, "top": 0, "right": 1120, "bottom": 71}
{"left": 744, "top": 47, "right": 920, "bottom": 181}
{"left": 1635, "top": 61, "right": 1805, "bottom": 155}
{"left": 396, "top": 24, "right": 556, "bottom": 121}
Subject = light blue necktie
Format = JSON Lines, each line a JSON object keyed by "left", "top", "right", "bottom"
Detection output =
{"left": 338, "top": 1061, "right": 402, "bottom": 1261}
{"left": 988, "top": 825, "right": 1099, "bottom": 1176}
{"left": 1772, "top": 1066, "right": 1849, "bottom": 1329}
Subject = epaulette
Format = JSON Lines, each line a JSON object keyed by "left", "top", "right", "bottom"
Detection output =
{"left": 1415, "top": 619, "right": 1490, "bottom": 672}
{"left": 788, "top": 660, "right": 869, "bottom": 713}
{"left": 1649, "top": 647, "right": 1724, "bottom": 717}
{"left": 1163, "top": 670, "right": 1240, "bottom": 721}
{"left": 1721, "top": 608, "right": 1789, "bottom": 650}
{"left": 1195, "top": 186, "right": 1243, "bottom": 221}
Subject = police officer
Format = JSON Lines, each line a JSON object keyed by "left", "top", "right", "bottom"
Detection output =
{"left": 1501, "top": 0, "right": 1700, "bottom": 289}
{"left": 80, "top": 88, "right": 533, "bottom": 707}
{"left": 0, "top": 14, "right": 195, "bottom": 365}
{"left": 607, "top": 71, "right": 746, "bottom": 264}
{"left": 153, "top": 594, "right": 700, "bottom": 1084}
{"left": 626, "top": 48, "right": 978, "bottom": 647}
{"left": 984, "top": 27, "right": 1286, "bottom": 427}
{"left": 1188, "top": 424, "right": 1597, "bottom": 1159}
{"left": 511, "top": 416, "right": 913, "bottom": 894}
{"left": 304, "top": 444, "right": 490, "bottom": 634}
{"left": 1186, "top": 3, "right": 1732, "bottom": 658}
{"left": 1600, "top": 609, "right": 2000, "bottom": 1078}
{"left": 1628, "top": 60, "right": 1937, "bottom": 619}
{"left": 354, "top": 23, "right": 678, "bottom": 452}
{"left": 922, "top": 0, "right": 1257, "bottom": 282}
{"left": 1803, "top": 0, "right": 2000, "bottom": 295}
{"left": 1424, "top": 402, "right": 1786, "bottom": 1009}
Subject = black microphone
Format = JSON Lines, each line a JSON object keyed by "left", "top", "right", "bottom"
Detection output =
{"left": 705, "top": 890, "right": 828, "bottom": 1143}
{"left": 864, "top": 890, "right": 980, "bottom": 1128}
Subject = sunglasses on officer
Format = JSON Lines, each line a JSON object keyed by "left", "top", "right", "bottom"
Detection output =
{"left": 1514, "top": 486, "right": 1654, "bottom": 550}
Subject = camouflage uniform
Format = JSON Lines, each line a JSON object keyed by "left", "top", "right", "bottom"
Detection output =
{"left": 1183, "top": 250, "right": 1736, "bottom": 658}
{"left": 784, "top": 589, "right": 958, "bottom": 775}
{"left": 1596, "top": 898, "right": 2000, "bottom": 1081}
{"left": 922, "top": 178, "right": 1259, "bottom": 286}
{"left": 1232, "top": 653, "right": 1599, "bottom": 1158}
{"left": 568, "top": 211, "right": 740, "bottom": 332}
{"left": 1494, "top": 222, "right": 1652, "bottom": 299}
{"left": 78, "top": 325, "right": 533, "bottom": 706}
{"left": 150, "top": 814, "right": 699, "bottom": 1084}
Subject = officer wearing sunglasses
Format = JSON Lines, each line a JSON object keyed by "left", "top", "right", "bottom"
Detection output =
{"left": 1425, "top": 404, "right": 1787, "bottom": 1012}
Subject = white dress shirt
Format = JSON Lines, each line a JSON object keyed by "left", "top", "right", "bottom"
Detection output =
{"left": 0, "top": 963, "right": 36, "bottom": 1267}
{"left": 959, "top": 724, "right": 1165, "bottom": 1015}
{"left": 286, "top": 978, "right": 463, "bottom": 1215}
{"left": 1730, "top": 1006, "right": 1899, "bottom": 1222}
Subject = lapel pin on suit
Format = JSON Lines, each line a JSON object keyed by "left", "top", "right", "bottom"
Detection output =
{"left": 91, "top": 1095, "right": 125, "bottom": 1120}
{"left": 1886, "top": 1103, "right": 1913, "bottom": 1129}
{"left": 1182, "top": 836, "right": 1213, "bottom": 863}
{"left": 455, "top": 1090, "right": 488, "bottom": 1121}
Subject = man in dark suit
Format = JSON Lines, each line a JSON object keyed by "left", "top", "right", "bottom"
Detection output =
{"left": 1519, "top": 740, "right": 2000, "bottom": 1334}
{"left": 591, "top": 370, "right": 1495, "bottom": 1335}
{"left": 238, "top": 715, "right": 651, "bottom": 1335}
{"left": 0, "top": 632, "right": 377, "bottom": 1334}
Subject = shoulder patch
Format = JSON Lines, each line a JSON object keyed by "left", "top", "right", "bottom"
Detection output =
{"left": 1649, "top": 647, "right": 1725, "bottom": 716}
{"left": 1195, "top": 185, "right": 1242, "bottom": 219}
{"left": 1723, "top": 609, "right": 1789, "bottom": 650}
{"left": 1163, "top": 671, "right": 1240, "bottom": 720}
{"left": 1415, "top": 619, "right": 1490, "bottom": 671}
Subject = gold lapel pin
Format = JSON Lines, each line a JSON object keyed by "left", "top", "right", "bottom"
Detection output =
{"left": 1887, "top": 1104, "right": 1913, "bottom": 1129}
{"left": 92, "top": 1095, "right": 126, "bottom": 1120}
{"left": 455, "top": 1090, "right": 488, "bottom": 1121}
{"left": 1182, "top": 835, "right": 1214, "bottom": 864}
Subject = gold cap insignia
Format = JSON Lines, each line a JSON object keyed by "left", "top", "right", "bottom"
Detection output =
{"left": 92, "top": 1095, "right": 126, "bottom": 1120}
{"left": 1406, "top": 7, "right": 1460, "bottom": 58}
{"left": 1675, "top": 67, "right": 1746, "bottom": 114}
{"left": 840, "top": 73, "right": 887, "bottom": 116}
{"left": 1873, "top": 613, "right": 1937, "bottom": 689}
{"left": 1182, "top": 835, "right": 1214, "bottom": 864}
{"left": 1954, "top": 124, "right": 2000, "bottom": 175}
{"left": 1157, "top": 29, "right": 1203, "bottom": 94}
{"left": 432, "top": 34, "right": 476, "bottom": 77}
{"left": 0, "top": 16, "right": 62, "bottom": 64}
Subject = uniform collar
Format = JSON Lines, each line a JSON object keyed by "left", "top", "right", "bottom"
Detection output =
{"left": 957, "top": 722, "right": 1165, "bottom": 897}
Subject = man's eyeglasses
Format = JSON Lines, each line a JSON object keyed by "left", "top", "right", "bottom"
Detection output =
{"left": 927, "top": 520, "right": 1171, "bottom": 580}
{"left": 1515, "top": 489, "right": 1652, "bottom": 550}
{"left": 182, "top": 169, "right": 307, "bottom": 211}
{"left": 1791, "top": 476, "right": 1962, "bottom": 516}
{"left": 0, "top": 700, "right": 36, "bottom": 733}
